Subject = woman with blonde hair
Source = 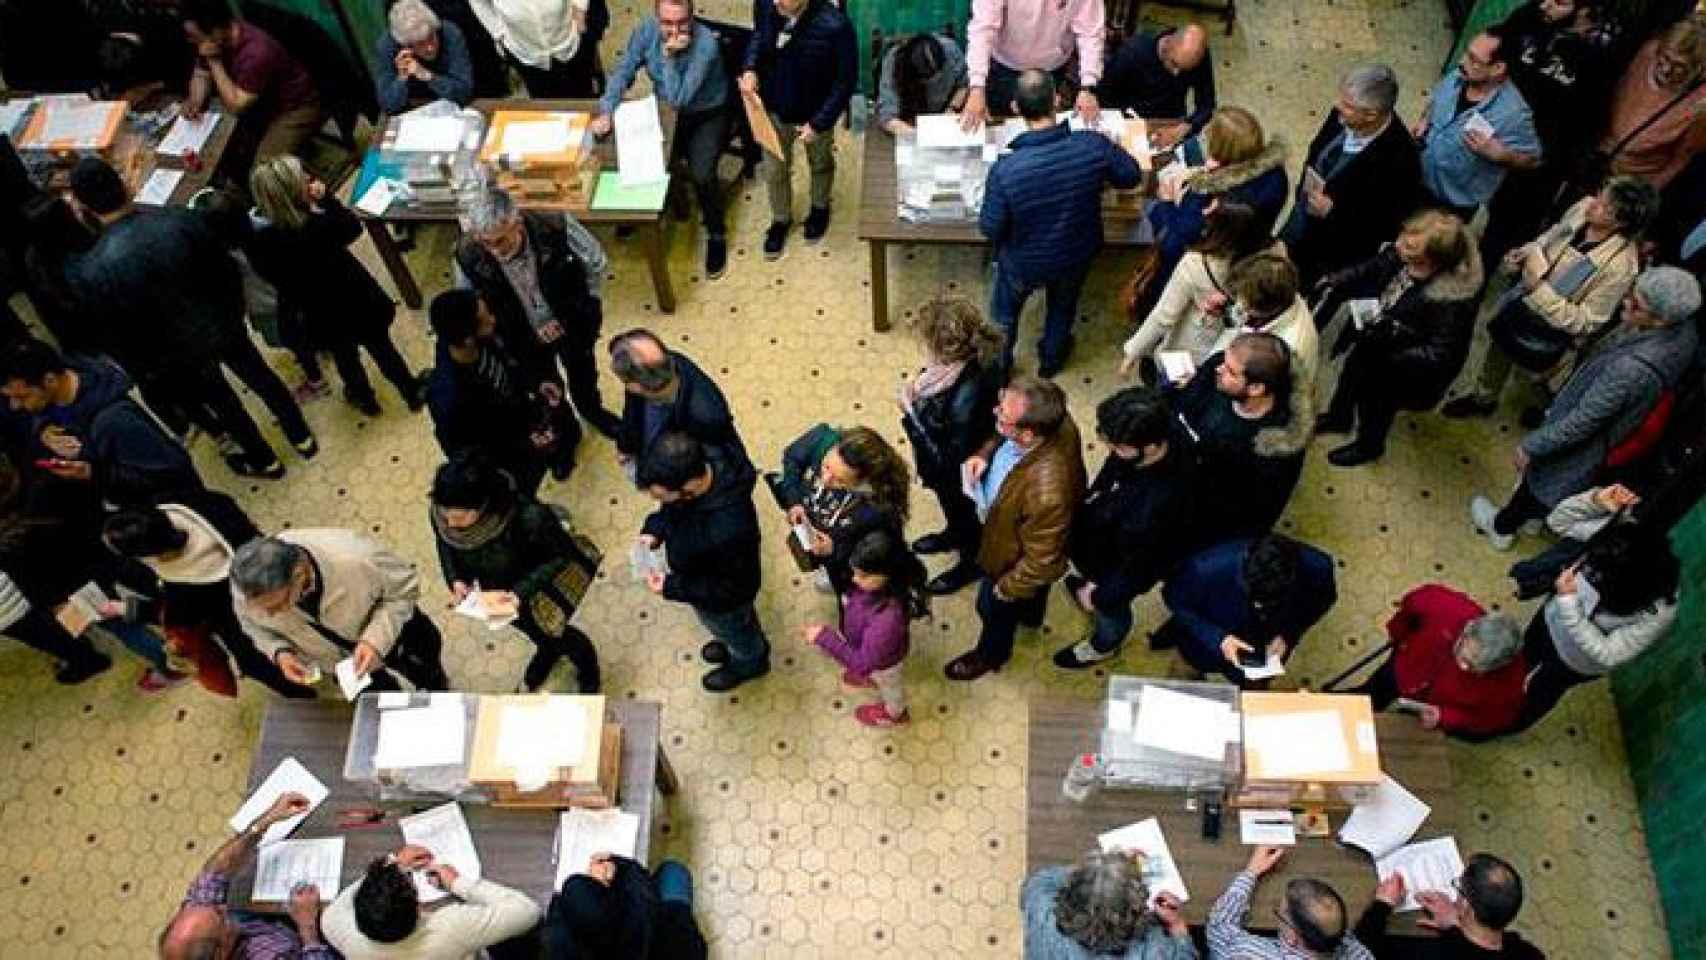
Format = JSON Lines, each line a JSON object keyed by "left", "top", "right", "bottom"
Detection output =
{"left": 245, "top": 155, "right": 427, "bottom": 417}
{"left": 900, "top": 296, "right": 1004, "bottom": 595}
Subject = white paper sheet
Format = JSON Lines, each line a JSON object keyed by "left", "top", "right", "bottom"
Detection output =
{"left": 399, "top": 802, "right": 482, "bottom": 902}
{"left": 500, "top": 118, "right": 573, "bottom": 155}
{"left": 1463, "top": 112, "right": 1496, "bottom": 139}
{"left": 629, "top": 541, "right": 669, "bottom": 582}
{"left": 1106, "top": 698, "right": 1134, "bottom": 732}
{"left": 38, "top": 103, "right": 112, "bottom": 146}
{"left": 377, "top": 691, "right": 411, "bottom": 709}
{"left": 395, "top": 114, "right": 466, "bottom": 152}
{"left": 136, "top": 169, "right": 184, "bottom": 206}
{"left": 915, "top": 113, "right": 984, "bottom": 148}
{"left": 253, "top": 837, "right": 344, "bottom": 901}
{"left": 229, "top": 757, "right": 330, "bottom": 846}
{"left": 615, "top": 96, "right": 667, "bottom": 186}
{"left": 1157, "top": 350, "right": 1196, "bottom": 385}
{"left": 334, "top": 657, "right": 372, "bottom": 701}
{"left": 960, "top": 460, "right": 991, "bottom": 520}
{"left": 1340, "top": 774, "right": 1432, "bottom": 860}
{"left": 1348, "top": 298, "right": 1381, "bottom": 330}
{"left": 1241, "top": 652, "right": 1287, "bottom": 682}
{"left": 157, "top": 112, "right": 219, "bottom": 156}
{"left": 1245, "top": 710, "right": 1350, "bottom": 777}
{"left": 1238, "top": 810, "right": 1297, "bottom": 846}
{"left": 497, "top": 698, "right": 586, "bottom": 769}
{"left": 1303, "top": 166, "right": 1326, "bottom": 196}
{"left": 452, "top": 584, "right": 517, "bottom": 630}
{"left": 1132, "top": 685, "right": 1233, "bottom": 761}
{"left": 373, "top": 700, "right": 466, "bottom": 769}
{"left": 1097, "top": 818, "right": 1189, "bottom": 904}
{"left": 355, "top": 178, "right": 399, "bottom": 216}
{"left": 554, "top": 808, "right": 641, "bottom": 890}
{"left": 1376, "top": 837, "right": 1465, "bottom": 912}
{"left": 0, "top": 99, "right": 36, "bottom": 136}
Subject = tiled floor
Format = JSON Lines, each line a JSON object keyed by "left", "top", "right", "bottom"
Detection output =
{"left": 0, "top": 0, "right": 1674, "bottom": 956}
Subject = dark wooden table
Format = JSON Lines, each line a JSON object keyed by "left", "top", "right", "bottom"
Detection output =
{"left": 356, "top": 98, "right": 678, "bottom": 312}
{"left": 230, "top": 697, "right": 676, "bottom": 910}
{"left": 855, "top": 129, "right": 1151, "bottom": 333}
{"left": 4, "top": 92, "right": 235, "bottom": 206}
{"left": 1027, "top": 697, "right": 1458, "bottom": 934}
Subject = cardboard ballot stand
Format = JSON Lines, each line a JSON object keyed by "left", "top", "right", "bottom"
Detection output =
{"left": 1233, "top": 691, "right": 1382, "bottom": 811}
{"left": 467, "top": 694, "right": 621, "bottom": 809}
{"left": 478, "top": 110, "right": 599, "bottom": 210}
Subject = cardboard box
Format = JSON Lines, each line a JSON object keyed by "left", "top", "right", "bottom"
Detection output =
{"left": 467, "top": 694, "right": 619, "bottom": 808}
{"left": 16, "top": 99, "right": 126, "bottom": 154}
{"left": 1233, "top": 691, "right": 1381, "bottom": 809}
{"left": 477, "top": 110, "right": 600, "bottom": 211}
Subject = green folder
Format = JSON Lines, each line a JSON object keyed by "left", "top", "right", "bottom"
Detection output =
{"left": 590, "top": 171, "right": 669, "bottom": 212}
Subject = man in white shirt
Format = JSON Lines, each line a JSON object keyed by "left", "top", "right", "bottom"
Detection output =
{"left": 322, "top": 845, "right": 543, "bottom": 959}
{"left": 468, "top": 0, "right": 609, "bottom": 97}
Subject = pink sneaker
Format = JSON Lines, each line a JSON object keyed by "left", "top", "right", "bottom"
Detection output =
{"left": 841, "top": 670, "right": 875, "bottom": 689}
{"left": 136, "top": 668, "right": 189, "bottom": 694}
{"left": 854, "top": 703, "right": 909, "bottom": 728}
{"left": 292, "top": 379, "right": 331, "bottom": 404}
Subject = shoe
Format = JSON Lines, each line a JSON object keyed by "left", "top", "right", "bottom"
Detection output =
{"left": 136, "top": 668, "right": 189, "bottom": 694}
{"left": 404, "top": 375, "right": 430, "bottom": 413}
{"left": 229, "top": 456, "right": 287, "bottom": 480}
{"left": 549, "top": 457, "right": 577, "bottom": 482}
{"left": 701, "top": 641, "right": 729, "bottom": 664}
{"left": 292, "top": 379, "right": 330, "bottom": 404}
{"left": 588, "top": 411, "right": 623, "bottom": 440}
{"left": 1037, "top": 337, "right": 1076, "bottom": 380}
{"left": 854, "top": 703, "right": 909, "bottom": 728}
{"left": 55, "top": 652, "right": 113, "bottom": 685}
{"left": 1315, "top": 411, "right": 1354, "bottom": 435}
{"left": 763, "top": 221, "right": 791, "bottom": 260}
{"left": 911, "top": 532, "right": 954, "bottom": 556}
{"left": 1519, "top": 405, "right": 1546, "bottom": 429}
{"left": 291, "top": 435, "right": 319, "bottom": 460}
{"left": 841, "top": 669, "right": 875, "bottom": 689}
{"left": 1470, "top": 495, "right": 1516, "bottom": 551}
{"left": 924, "top": 562, "right": 980, "bottom": 596}
{"left": 803, "top": 205, "right": 831, "bottom": 243}
{"left": 345, "top": 388, "right": 382, "bottom": 417}
{"left": 944, "top": 650, "right": 999, "bottom": 682}
{"left": 1521, "top": 519, "right": 1546, "bottom": 536}
{"left": 1053, "top": 639, "right": 1115, "bottom": 669}
{"left": 521, "top": 649, "right": 561, "bottom": 692}
{"left": 704, "top": 235, "right": 728, "bottom": 279}
{"left": 615, "top": 224, "right": 636, "bottom": 240}
{"left": 703, "top": 660, "right": 769, "bottom": 692}
{"left": 1327, "top": 441, "right": 1383, "bottom": 467}
{"left": 1441, "top": 395, "right": 1497, "bottom": 419}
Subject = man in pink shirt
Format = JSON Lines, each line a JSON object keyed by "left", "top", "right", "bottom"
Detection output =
{"left": 959, "top": 0, "right": 1104, "bottom": 130}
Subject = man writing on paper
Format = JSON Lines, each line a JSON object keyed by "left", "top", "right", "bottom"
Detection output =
{"left": 179, "top": 0, "right": 324, "bottom": 169}
{"left": 1355, "top": 853, "right": 1546, "bottom": 958}
{"left": 1207, "top": 845, "right": 1374, "bottom": 959}
{"left": 594, "top": 0, "right": 733, "bottom": 279}
{"left": 1096, "top": 23, "right": 1215, "bottom": 149}
{"left": 959, "top": 0, "right": 1104, "bottom": 130}
{"left": 159, "top": 792, "right": 335, "bottom": 960}
{"left": 230, "top": 531, "right": 451, "bottom": 693}
{"left": 323, "top": 845, "right": 542, "bottom": 959}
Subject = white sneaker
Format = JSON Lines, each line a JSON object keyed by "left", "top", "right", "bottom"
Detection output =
{"left": 812, "top": 568, "right": 835, "bottom": 594}
{"left": 1470, "top": 496, "right": 1516, "bottom": 551}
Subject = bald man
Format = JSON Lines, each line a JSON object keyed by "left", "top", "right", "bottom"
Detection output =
{"left": 1097, "top": 24, "right": 1216, "bottom": 148}
{"left": 158, "top": 792, "right": 335, "bottom": 959}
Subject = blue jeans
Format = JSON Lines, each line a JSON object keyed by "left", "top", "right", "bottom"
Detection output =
{"left": 973, "top": 577, "right": 1048, "bottom": 667}
{"left": 989, "top": 258, "right": 1092, "bottom": 376}
{"left": 692, "top": 604, "right": 770, "bottom": 673}
{"left": 1088, "top": 603, "right": 1134, "bottom": 655}
{"left": 655, "top": 860, "right": 693, "bottom": 905}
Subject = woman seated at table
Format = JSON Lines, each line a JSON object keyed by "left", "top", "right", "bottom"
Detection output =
{"left": 877, "top": 33, "right": 969, "bottom": 135}
{"left": 547, "top": 853, "right": 708, "bottom": 959}
{"left": 1022, "top": 851, "right": 1198, "bottom": 959}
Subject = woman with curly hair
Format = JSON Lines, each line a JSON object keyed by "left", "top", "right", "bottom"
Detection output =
{"left": 775, "top": 424, "right": 912, "bottom": 596}
{"left": 1022, "top": 850, "right": 1197, "bottom": 958}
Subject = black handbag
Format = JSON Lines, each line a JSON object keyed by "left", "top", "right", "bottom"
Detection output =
{"left": 1488, "top": 296, "right": 1576, "bottom": 372}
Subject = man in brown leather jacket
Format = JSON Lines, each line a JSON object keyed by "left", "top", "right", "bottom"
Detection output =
{"left": 945, "top": 376, "right": 1087, "bottom": 681}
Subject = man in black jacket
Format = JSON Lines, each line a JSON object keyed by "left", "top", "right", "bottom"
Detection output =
{"left": 740, "top": 0, "right": 856, "bottom": 259}
{"left": 1278, "top": 64, "right": 1420, "bottom": 287}
{"left": 1354, "top": 853, "right": 1546, "bottom": 959}
{"left": 456, "top": 184, "right": 623, "bottom": 439}
{"left": 608, "top": 329, "right": 750, "bottom": 476}
{"left": 1055, "top": 386, "right": 1198, "bottom": 668}
{"left": 425, "top": 289, "right": 581, "bottom": 494}
{"left": 638, "top": 431, "right": 769, "bottom": 692}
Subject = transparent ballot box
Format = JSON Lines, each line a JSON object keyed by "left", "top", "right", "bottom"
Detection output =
{"left": 1100, "top": 676, "right": 1242, "bottom": 794}
{"left": 376, "top": 103, "right": 488, "bottom": 206}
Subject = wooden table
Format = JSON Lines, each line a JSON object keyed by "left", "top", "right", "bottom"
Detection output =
{"left": 855, "top": 129, "right": 1152, "bottom": 333}
{"left": 230, "top": 697, "right": 677, "bottom": 909}
{"left": 1027, "top": 697, "right": 1458, "bottom": 935}
{"left": 4, "top": 92, "right": 235, "bottom": 207}
{"left": 355, "top": 98, "right": 678, "bottom": 312}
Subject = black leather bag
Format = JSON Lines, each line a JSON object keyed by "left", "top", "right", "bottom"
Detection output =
{"left": 1488, "top": 295, "right": 1574, "bottom": 372}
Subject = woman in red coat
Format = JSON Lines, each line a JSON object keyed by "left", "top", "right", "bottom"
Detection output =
{"left": 1359, "top": 584, "right": 1527, "bottom": 740}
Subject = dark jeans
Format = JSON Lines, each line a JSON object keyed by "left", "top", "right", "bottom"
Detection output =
{"left": 674, "top": 107, "right": 731, "bottom": 237}
{"left": 1088, "top": 603, "right": 1135, "bottom": 655}
{"left": 1357, "top": 659, "right": 1402, "bottom": 710}
{"left": 362, "top": 609, "right": 451, "bottom": 691}
{"left": 512, "top": 47, "right": 602, "bottom": 98}
{"left": 547, "top": 323, "right": 615, "bottom": 426}
{"left": 329, "top": 325, "right": 419, "bottom": 406}
{"left": 1494, "top": 480, "right": 1550, "bottom": 536}
{"left": 922, "top": 474, "right": 983, "bottom": 558}
{"left": 692, "top": 603, "right": 769, "bottom": 673}
{"left": 1514, "top": 606, "right": 1592, "bottom": 730}
{"left": 218, "top": 334, "right": 312, "bottom": 442}
{"left": 973, "top": 576, "right": 1047, "bottom": 667}
{"left": 188, "top": 586, "right": 315, "bottom": 699}
{"left": 5, "top": 606, "right": 107, "bottom": 670}
{"left": 1325, "top": 349, "right": 1403, "bottom": 453}
{"left": 990, "top": 258, "right": 1091, "bottom": 376}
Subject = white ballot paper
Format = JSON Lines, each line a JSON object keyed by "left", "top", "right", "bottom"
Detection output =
{"left": 229, "top": 757, "right": 330, "bottom": 846}
{"left": 136, "top": 168, "right": 184, "bottom": 206}
{"left": 497, "top": 697, "right": 586, "bottom": 769}
{"left": 1340, "top": 774, "right": 1432, "bottom": 860}
{"left": 1098, "top": 818, "right": 1189, "bottom": 904}
{"left": 399, "top": 802, "right": 482, "bottom": 903}
{"left": 1463, "top": 111, "right": 1496, "bottom": 140}
{"left": 394, "top": 114, "right": 465, "bottom": 152}
{"left": 157, "top": 111, "right": 219, "bottom": 156}
{"left": 1241, "top": 652, "right": 1287, "bottom": 682}
{"left": 629, "top": 541, "right": 669, "bottom": 582}
{"left": 1157, "top": 350, "right": 1196, "bottom": 386}
{"left": 555, "top": 808, "right": 641, "bottom": 889}
{"left": 1133, "top": 685, "right": 1234, "bottom": 761}
{"left": 1239, "top": 809, "right": 1297, "bottom": 846}
{"left": 615, "top": 96, "right": 667, "bottom": 185}
{"left": 1246, "top": 710, "right": 1350, "bottom": 777}
{"left": 960, "top": 460, "right": 991, "bottom": 520}
{"left": 374, "top": 699, "right": 467, "bottom": 768}
{"left": 1348, "top": 298, "right": 1381, "bottom": 330}
{"left": 1376, "top": 837, "right": 1465, "bottom": 912}
{"left": 916, "top": 113, "right": 984, "bottom": 148}
{"left": 253, "top": 837, "right": 344, "bottom": 901}
{"left": 453, "top": 583, "right": 518, "bottom": 630}
{"left": 334, "top": 657, "right": 372, "bottom": 701}
{"left": 355, "top": 178, "right": 400, "bottom": 216}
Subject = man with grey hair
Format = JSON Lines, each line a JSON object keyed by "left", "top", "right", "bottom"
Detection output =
{"left": 231, "top": 531, "right": 450, "bottom": 692}
{"left": 1353, "top": 583, "right": 1528, "bottom": 739}
{"left": 374, "top": 0, "right": 475, "bottom": 112}
{"left": 456, "top": 183, "right": 624, "bottom": 440}
{"left": 1208, "top": 846, "right": 1373, "bottom": 959}
{"left": 1473, "top": 265, "right": 1701, "bottom": 550}
{"left": 608, "top": 328, "right": 750, "bottom": 475}
{"left": 1280, "top": 63, "right": 1421, "bottom": 286}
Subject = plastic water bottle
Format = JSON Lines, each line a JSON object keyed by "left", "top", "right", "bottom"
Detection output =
{"left": 1061, "top": 752, "right": 1101, "bottom": 802}
{"left": 849, "top": 94, "right": 868, "bottom": 135}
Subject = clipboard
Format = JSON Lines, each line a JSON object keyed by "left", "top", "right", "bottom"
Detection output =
{"left": 741, "top": 90, "right": 786, "bottom": 161}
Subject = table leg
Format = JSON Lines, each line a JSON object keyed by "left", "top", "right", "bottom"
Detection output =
{"left": 641, "top": 219, "right": 677, "bottom": 314}
{"left": 869, "top": 238, "right": 890, "bottom": 333}
{"left": 364, "top": 219, "right": 423, "bottom": 310}
{"left": 655, "top": 742, "right": 680, "bottom": 795}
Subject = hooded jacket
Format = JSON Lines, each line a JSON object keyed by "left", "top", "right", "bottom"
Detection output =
{"left": 1332, "top": 241, "right": 1484, "bottom": 410}
{"left": 1151, "top": 138, "right": 1290, "bottom": 269}
{"left": 975, "top": 416, "right": 1089, "bottom": 600}
{"left": 32, "top": 355, "right": 201, "bottom": 505}
{"left": 641, "top": 447, "right": 762, "bottom": 612}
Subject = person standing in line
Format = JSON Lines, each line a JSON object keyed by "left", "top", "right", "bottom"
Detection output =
{"left": 1413, "top": 25, "right": 1542, "bottom": 222}
{"left": 468, "top": 0, "right": 610, "bottom": 97}
{"left": 803, "top": 529, "right": 928, "bottom": 728}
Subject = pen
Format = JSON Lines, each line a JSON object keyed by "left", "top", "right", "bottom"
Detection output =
{"left": 1251, "top": 818, "right": 1291, "bottom": 825}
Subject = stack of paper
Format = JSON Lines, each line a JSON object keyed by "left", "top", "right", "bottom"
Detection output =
{"left": 253, "top": 837, "right": 345, "bottom": 901}
{"left": 229, "top": 757, "right": 330, "bottom": 846}
{"left": 916, "top": 113, "right": 984, "bottom": 148}
{"left": 1097, "top": 818, "right": 1189, "bottom": 904}
{"left": 555, "top": 807, "right": 640, "bottom": 889}
{"left": 614, "top": 95, "right": 666, "bottom": 186}
{"left": 394, "top": 113, "right": 466, "bottom": 153}
{"left": 453, "top": 586, "right": 518, "bottom": 631}
{"left": 399, "top": 802, "right": 482, "bottom": 902}
{"left": 374, "top": 697, "right": 467, "bottom": 768}
{"left": 157, "top": 112, "right": 219, "bottom": 156}
{"left": 1340, "top": 774, "right": 1432, "bottom": 859}
{"left": 1375, "top": 837, "right": 1465, "bottom": 912}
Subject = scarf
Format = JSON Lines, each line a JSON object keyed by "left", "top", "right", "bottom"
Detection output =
{"left": 431, "top": 495, "right": 517, "bottom": 552}
{"left": 901, "top": 360, "right": 965, "bottom": 413}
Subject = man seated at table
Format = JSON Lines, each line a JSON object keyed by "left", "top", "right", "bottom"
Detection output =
{"left": 322, "top": 845, "right": 542, "bottom": 958}
{"left": 1354, "top": 853, "right": 1546, "bottom": 958}
{"left": 374, "top": 0, "right": 475, "bottom": 112}
{"left": 594, "top": 0, "right": 733, "bottom": 279}
{"left": 158, "top": 792, "right": 334, "bottom": 960}
{"left": 1096, "top": 23, "right": 1215, "bottom": 149}
{"left": 1208, "top": 845, "right": 1374, "bottom": 959}
{"left": 180, "top": 0, "right": 325, "bottom": 168}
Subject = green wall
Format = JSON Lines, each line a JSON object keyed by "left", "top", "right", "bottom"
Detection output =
{"left": 845, "top": 0, "right": 972, "bottom": 95}
{"left": 1613, "top": 497, "right": 1706, "bottom": 959}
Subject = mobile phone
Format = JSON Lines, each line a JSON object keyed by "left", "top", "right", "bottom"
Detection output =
{"left": 1237, "top": 646, "right": 1267, "bottom": 668}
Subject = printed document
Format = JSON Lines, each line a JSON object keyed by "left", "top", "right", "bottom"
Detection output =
{"left": 1376, "top": 837, "right": 1465, "bottom": 912}
{"left": 1340, "top": 774, "right": 1431, "bottom": 860}
{"left": 615, "top": 96, "right": 667, "bottom": 185}
{"left": 1097, "top": 818, "right": 1189, "bottom": 904}
{"left": 136, "top": 169, "right": 184, "bottom": 206}
{"left": 555, "top": 808, "right": 640, "bottom": 889}
{"left": 229, "top": 757, "right": 329, "bottom": 846}
{"left": 253, "top": 838, "right": 344, "bottom": 901}
{"left": 1239, "top": 810, "right": 1297, "bottom": 846}
{"left": 399, "top": 802, "right": 483, "bottom": 902}
{"left": 157, "top": 111, "right": 219, "bottom": 155}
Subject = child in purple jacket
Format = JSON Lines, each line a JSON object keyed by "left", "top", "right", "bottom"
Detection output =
{"left": 804, "top": 530, "right": 928, "bottom": 728}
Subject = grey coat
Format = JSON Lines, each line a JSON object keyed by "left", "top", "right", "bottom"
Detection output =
{"left": 1521, "top": 319, "right": 1698, "bottom": 505}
